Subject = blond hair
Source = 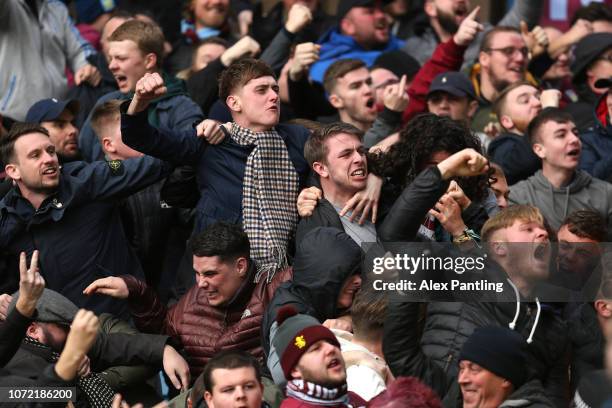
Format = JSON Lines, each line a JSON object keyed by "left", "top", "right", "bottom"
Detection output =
{"left": 481, "top": 205, "right": 545, "bottom": 241}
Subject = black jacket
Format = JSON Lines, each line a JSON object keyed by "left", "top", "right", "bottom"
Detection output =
{"left": 262, "top": 227, "right": 362, "bottom": 356}
{"left": 0, "top": 158, "right": 171, "bottom": 317}
{"left": 567, "top": 303, "right": 605, "bottom": 392}
{"left": 0, "top": 308, "right": 32, "bottom": 368}
{"left": 487, "top": 132, "right": 541, "bottom": 186}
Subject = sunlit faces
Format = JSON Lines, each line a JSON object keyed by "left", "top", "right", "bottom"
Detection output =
{"left": 315, "top": 132, "right": 368, "bottom": 195}
{"left": 108, "top": 39, "right": 157, "bottom": 93}
{"left": 41, "top": 109, "right": 80, "bottom": 160}
{"left": 5, "top": 132, "right": 60, "bottom": 195}
{"left": 532, "top": 120, "right": 581, "bottom": 171}
{"left": 458, "top": 360, "right": 512, "bottom": 408}
{"left": 193, "top": 255, "right": 247, "bottom": 307}
{"left": 498, "top": 85, "right": 541, "bottom": 134}
{"left": 192, "top": 0, "right": 229, "bottom": 29}
{"left": 227, "top": 76, "right": 280, "bottom": 131}
{"left": 329, "top": 68, "right": 377, "bottom": 126}
{"left": 336, "top": 274, "right": 362, "bottom": 309}
{"left": 427, "top": 91, "right": 477, "bottom": 121}
{"left": 192, "top": 42, "right": 227, "bottom": 72}
{"left": 342, "top": 6, "right": 390, "bottom": 48}
{"left": 480, "top": 32, "right": 528, "bottom": 92}
{"left": 204, "top": 367, "right": 264, "bottom": 408}
{"left": 291, "top": 340, "right": 347, "bottom": 388}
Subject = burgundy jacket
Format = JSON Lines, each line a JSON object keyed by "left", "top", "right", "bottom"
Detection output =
{"left": 122, "top": 264, "right": 292, "bottom": 378}
{"left": 280, "top": 392, "right": 367, "bottom": 408}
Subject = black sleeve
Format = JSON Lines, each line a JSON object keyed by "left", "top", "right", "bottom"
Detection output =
{"left": 287, "top": 75, "right": 336, "bottom": 119}
{"left": 187, "top": 58, "right": 226, "bottom": 115}
{"left": 378, "top": 167, "right": 450, "bottom": 242}
{"left": 462, "top": 202, "right": 489, "bottom": 235}
{"left": 527, "top": 52, "right": 555, "bottom": 79}
{"left": 0, "top": 308, "right": 33, "bottom": 368}
{"left": 88, "top": 332, "right": 168, "bottom": 371}
{"left": 160, "top": 165, "right": 200, "bottom": 209}
{"left": 383, "top": 300, "right": 450, "bottom": 396}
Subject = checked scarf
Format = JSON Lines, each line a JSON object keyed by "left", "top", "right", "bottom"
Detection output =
{"left": 229, "top": 123, "right": 299, "bottom": 282}
{"left": 23, "top": 336, "right": 115, "bottom": 408}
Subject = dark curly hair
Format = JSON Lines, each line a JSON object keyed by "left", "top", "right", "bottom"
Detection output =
{"left": 368, "top": 113, "right": 489, "bottom": 202}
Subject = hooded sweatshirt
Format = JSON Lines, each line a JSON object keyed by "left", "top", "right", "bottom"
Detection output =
{"left": 262, "top": 227, "right": 362, "bottom": 384}
{"left": 508, "top": 169, "right": 612, "bottom": 235}
{"left": 579, "top": 92, "right": 612, "bottom": 180}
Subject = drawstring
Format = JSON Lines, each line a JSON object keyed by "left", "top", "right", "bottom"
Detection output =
{"left": 563, "top": 187, "right": 570, "bottom": 219}
{"left": 506, "top": 278, "right": 520, "bottom": 330}
{"left": 527, "top": 298, "right": 541, "bottom": 344}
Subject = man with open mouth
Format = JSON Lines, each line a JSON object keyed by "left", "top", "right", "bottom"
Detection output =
{"left": 273, "top": 305, "right": 366, "bottom": 407}
{"left": 509, "top": 107, "right": 612, "bottom": 238}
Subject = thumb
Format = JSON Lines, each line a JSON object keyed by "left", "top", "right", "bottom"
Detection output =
{"left": 520, "top": 20, "right": 529, "bottom": 35}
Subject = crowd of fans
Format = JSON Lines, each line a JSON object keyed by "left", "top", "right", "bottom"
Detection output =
{"left": 1, "top": 0, "right": 612, "bottom": 406}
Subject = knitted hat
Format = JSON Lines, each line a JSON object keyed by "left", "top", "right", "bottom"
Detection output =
{"left": 8, "top": 289, "right": 78, "bottom": 326}
{"left": 458, "top": 326, "right": 527, "bottom": 388}
{"left": 571, "top": 33, "right": 612, "bottom": 80}
{"left": 374, "top": 50, "right": 421, "bottom": 80}
{"left": 272, "top": 306, "right": 340, "bottom": 380}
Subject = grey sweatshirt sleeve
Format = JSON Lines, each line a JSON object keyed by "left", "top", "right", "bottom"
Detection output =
{"left": 58, "top": 2, "right": 96, "bottom": 72}
{"left": 363, "top": 108, "right": 403, "bottom": 148}
{"left": 260, "top": 28, "right": 295, "bottom": 72}
{"left": 497, "top": 0, "right": 543, "bottom": 29}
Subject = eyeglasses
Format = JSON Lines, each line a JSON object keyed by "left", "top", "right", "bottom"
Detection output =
{"left": 485, "top": 46, "right": 529, "bottom": 59}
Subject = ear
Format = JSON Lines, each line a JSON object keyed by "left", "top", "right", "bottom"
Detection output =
{"left": 226, "top": 95, "right": 242, "bottom": 113}
{"left": 312, "top": 161, "right": 329, "bottom": 179}
{"left": 491, "top": 241, "right": 508, "bottom": 257}
{"left": 340, "top": 16, "right": 355, "bottom": 36}
{"left": 26, "top": 323, "right": 39, "bottom": 338}
{"left": 467, "top": 100, "right": 479, "bottom": 119}
{"left": 290, "top": 366, "right": 302, "bottom": 380}
{"left": 4, "top": 163, "right": 20, "bottom": 181}
{"left": 501, "top": 379, "right": 513, "bottom": 391}
{"left": 102, "top": 137, "right": 116, "bottom": 154}
{"left": 499, "top": 114, "right": 515, "bottom": 131}
{"left": 595, "top": 299, "right": 612, "bottom": 318}
{"left": 479, "top": 51, "right": 490, "bottom": 68}
{"left": 144, "top": 53, "right": 158, "bottom": 71}
{"left": 203, "top": 391, "right": 214, "bottom": 408}
{"left": 532, "top": 142, "right": 546, "bottom": 160}
{"left": 236, "top": 256, "right": 248, "bottom": 277}
{"left": 328, "top": 93, "right": 344, "bottom": 110}
{"left": 424, "top": 0, "right": 437, "bottom": 18}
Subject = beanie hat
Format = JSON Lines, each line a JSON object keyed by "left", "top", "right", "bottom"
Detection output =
{"left": 458, "top": 327, "right": 527, "bottom": 388}
{"left": 272, "top": 306, "right": 340, "bottom": 380}
{"left": 374, "top": 50, "right": 421, "bottom": 80}
{"left": 8, "top": 289, "right": 78, "bottom": 326}
{"left": 571, "top": 33, "right": 612, "bottom": 80}
{"left": 75, "top": 0, "right": 116, "bottom": 24}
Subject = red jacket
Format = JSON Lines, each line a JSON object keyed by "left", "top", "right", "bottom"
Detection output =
{"left": 280, "top": 392, "right": 367, "bottom": 408}
{"left": 122, "top": 265, "right": 292, "bottom": 378}
{"left": 402, "top": 38, "right": 467, "bottom": 123}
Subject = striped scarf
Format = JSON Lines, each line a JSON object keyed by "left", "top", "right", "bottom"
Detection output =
{"left": 229, "top": 123, "right": 299, "bottom": 282}
{"left": 286, "top": 379, "right": 353, "bottom": 407}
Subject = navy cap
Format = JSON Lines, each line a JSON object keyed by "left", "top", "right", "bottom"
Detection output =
{"left": 571, "top": 33, "right": 612, "bottom": 80}
{"left": 25, "top": 98, "right": 80, "bottom": 124}
{"left": 427, "top": 72, "right": 476, "bottom": 100}
{"left": 337, "top": 0, "right": 392, "bottom": 20}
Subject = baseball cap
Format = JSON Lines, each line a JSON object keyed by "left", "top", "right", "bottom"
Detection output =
{"left": 571, "top": 33, "right": 612, "bottom": 80}
{"left": 25, "top": 98, "right": 80, "bottom": 124}
{"left": 427, "top": 72, "right": 476, "bottom": 100}
{"left": 336, "top": 0, "right": 392, "bottom": 20}
{"left": 8, "top": 289, "right": 78, "bottom": 326}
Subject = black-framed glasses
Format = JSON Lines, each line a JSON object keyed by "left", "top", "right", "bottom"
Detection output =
{"left": 485, "top": 46, "right": 529, "bottom": 58}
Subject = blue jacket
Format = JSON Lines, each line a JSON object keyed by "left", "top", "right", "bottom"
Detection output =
{"left": 0, "top": 157, "right": 171, "bottom": 318}
{"left": 487, "top": 131, "right": 541, "bottom": 186}
{"left": 579, "top": 93, "right": 612, "bottom": 181}
{"left": 121, "top": 107, "right": 311, "bottom": 235}
{"left": 309, "top": 28, "right": 404, "bottom": 84}
{"left": 78, "top": 75, "right": 203, "bottom": 162}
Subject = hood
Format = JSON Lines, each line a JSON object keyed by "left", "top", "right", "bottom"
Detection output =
{"left": 487, "top": 132, "right": 526, "bottom": 154}
{"left": 286, "top": 227, "right": 362, "bottom": 321}
{"left": 593, "top": 91, "right": 611, "bottom": 131}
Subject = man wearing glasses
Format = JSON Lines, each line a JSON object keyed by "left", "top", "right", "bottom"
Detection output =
{"left": 469, "top": 27, "right": 532, "bottom": 133}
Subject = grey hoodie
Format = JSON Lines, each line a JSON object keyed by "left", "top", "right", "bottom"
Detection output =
{"left": 509, "top": 170, "right": 612, "bottom": 235}
{"left": 0, "top": 0, "right": 94, "bottom": 121}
